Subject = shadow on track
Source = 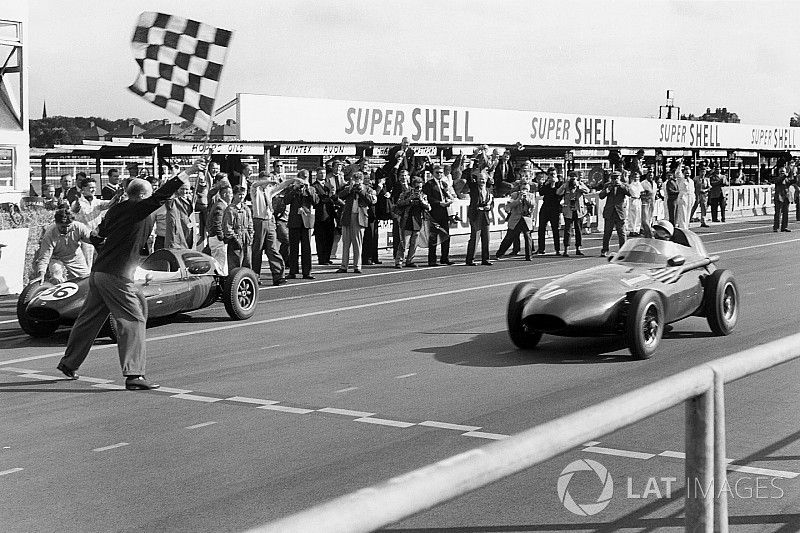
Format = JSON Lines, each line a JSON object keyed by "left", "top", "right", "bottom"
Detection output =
{"left": 415, "top": 331, "right": 632, "bottom": 367}
{"left": 0, "top": 379, "right": 110, "bottom": 393}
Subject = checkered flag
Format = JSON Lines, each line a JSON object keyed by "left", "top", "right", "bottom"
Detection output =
{"left": 128, "top": 12, "right": 232, "bottom": 131}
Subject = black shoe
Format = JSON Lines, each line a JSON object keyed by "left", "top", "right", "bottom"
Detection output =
{"left": 125, "top": 376, "right": 160, "bottom": 391}
{"left": 273, "top": 278, "right": 287, "bottom": 286}
{"left": 405, "top": 262, "right": 418, "bottom": 268}
{"left": 773, "top": 228, "right": 779, "bottom": 232}
{"left": 286, "top": 273, "right": 297, "bottom": 279}
{"left": 508, "top": 251, "right": 519, "bottom": 256}
{"left": 466, "top": 261, "right": 477, "bottom": 266}
{"left": 495, "top": 253, "right": 503, "bottom": 260}
{"left": 427, "top": 262, "right": 438, "bottom": 267}
{"left": 562, "top": 251, "right": 569, "bottom": 257}
{"left": 56, "top": 363, "right": 78, "bottom": 380}
{"left": 782, "top": 228, "right": 791, "bottom": 232}
{"left": 701, "top": 224, "right": 710, "bottom": 228}
{"left": 600, "top": 251, "right": 608, "bottom": 257}
{"left": 335, "top": 268, "right": 348, "bottom": 273}
{"left": 441, "top": 260, "right": 455, "bottom": 265}
{"left": 325, "top": 261, "right": 336, "bottom": 265}
{"left": 353, "top": 269, "right": 362, "bottom": 274}
{"left": 536, "top": 250, "right": 545, "bottom": 255}
{"left": 364, "top": 260, "right": 374, "bottom": 265}
{"left": 576, "top": 250, "right": 584, "bottom": 256}
{"left": 374, "top": 260, "right": 383, "bottom": 264}
{"left": 302, "top": 275, "right": 315, "bottom": 280}
{"left": 481, "top": 261, "right": 493, "bottom": 266}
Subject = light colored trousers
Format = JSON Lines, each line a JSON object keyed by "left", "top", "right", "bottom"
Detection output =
{"left": 208, "top": 235, "right": 228, "bottom": 276}
{"left": 340, "top": 212, "right": 364, "bottom": 270}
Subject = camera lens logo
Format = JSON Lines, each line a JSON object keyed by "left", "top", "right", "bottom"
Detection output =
{"left": 557, "top": 459, "right": 613, "bottom": 516}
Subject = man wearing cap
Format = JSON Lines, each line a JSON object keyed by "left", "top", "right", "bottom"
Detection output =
{"left": 599, "top": 171, "right": 631, "bottom": 257}
{"left": 57, "top": 159, "right": 207, "bottom": 390}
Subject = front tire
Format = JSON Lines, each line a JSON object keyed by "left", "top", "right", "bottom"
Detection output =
{"left": 17, "top": 281, "right": 59, "bottom": 337}
{"left": 507, "top": 282, "right": 543, "bottom": 349}
{"left": 705, "top": 269, "right": 738, "bottom": 335}
{"left": 223, "top": 267, "right": 258, "bottom": 320}
{"left": 625, "top": 290, "right": 664, "bottom": 359}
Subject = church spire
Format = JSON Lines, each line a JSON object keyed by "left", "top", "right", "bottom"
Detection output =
{"left": 42, "top": 100, "right": 47, "bottom": 119}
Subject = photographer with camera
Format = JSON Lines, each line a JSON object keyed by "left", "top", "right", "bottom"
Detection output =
{"left": 393, "top": 177, "right": 431, "bottom": 268}
{"left": 495, "top": 180, "right": 535, "bottom": 260}
{"left": 535, "top": 167, "right": 562, "bottom": 256}
{"left": 465, "top": 168, "right": 494, "bottom": 266}
{"left": 557, "top": 170, "right": 590, "bottom": 256}
{"left": 285, "top": 169, "right": 319, "bottom": 279}
{"left": 599, "top": 171, "right": 631, "bottom": 257}
{"left": 773, "top": 162, "right": 795, "bottom": 232}
{"left": 336, "top": 171, "right": 377, "bottom": 273}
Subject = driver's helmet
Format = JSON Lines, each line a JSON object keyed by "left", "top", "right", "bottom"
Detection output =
{"left": 652, "top": 219, "right": 674, "bottom": 240}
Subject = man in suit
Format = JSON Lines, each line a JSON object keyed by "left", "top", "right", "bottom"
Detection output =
{"left": 249, "top": 171, "right": 298, "bottom": 286}
{"left": 465, "top": 169, "right": 494, "bottom": 266}
{"left": 422, "top": 164, "right": 454, "bottom": 266}
{"left": 285, "top": 169, "right": 319, "bottom": 279}
{"left": 312, "top": 167, "right": 337, "bottom": 265}
{"left": 558, "top": 170, "right": 590, "bottom": 256}
{"left": 599, "top": 171, "right": 631, "bottom": 257}
{"left": 336, "top": 171, "right": 377, "bottom": 274}
{"left": 773, "top": 163, "right": 795, "bottom": 232}
{"left": 101, "top": 169, "right": 122, "bottom": 200}
{"left": 387, "top": 137, "right": 415, "bottom": 173}
{"left": 326, "top": 159, "right": 347, "bottom": 261}
{"left": 493, "top": 150, "right": 516, "bottom": 195}
{"left": 55, "top": 173, "right": 79, "bottom": 205}
{"left": 536, "top": 168, "right": 562, "bottom": 255}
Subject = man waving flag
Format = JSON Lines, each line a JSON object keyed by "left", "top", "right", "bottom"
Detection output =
{"left": 128, "top": 12, "right": 232, "bottom": 131}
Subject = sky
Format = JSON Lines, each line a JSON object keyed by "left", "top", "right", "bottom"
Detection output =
{"left": 27, "top": 0, "right": 800, "bottom": 127}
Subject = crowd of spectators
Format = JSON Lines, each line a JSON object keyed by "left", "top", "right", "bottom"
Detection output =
{"left": 30, "top": 142, "right": 800, "bottom": 286}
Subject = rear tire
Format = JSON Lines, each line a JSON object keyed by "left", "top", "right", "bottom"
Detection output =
{"left": 625, "top": 289, "right": 664, "bottom": 359}
{"left": 507, "top": 282, "right": 543, "bottom": 349}
{"left": 223, "top": 267, "right": 258, "bottom": 320}
{"left": 705, "top": 269, "right": 738, "bottom": 335}
{"left": 17, "top": 281, "right": 59, "bottom": 337}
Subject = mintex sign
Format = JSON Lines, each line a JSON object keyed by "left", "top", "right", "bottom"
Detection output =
{"left": 238, "top": 94, "right": 800, "bottom": 151}
{"left": 279, "top": 144, "right": 356, "bottom": 156}
{"left": 171, "top": 141, "right": 264, "bottom": 155}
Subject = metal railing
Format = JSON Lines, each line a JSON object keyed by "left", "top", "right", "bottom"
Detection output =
{"left": 248, "top": 331, "right": 800, "bottom": 533}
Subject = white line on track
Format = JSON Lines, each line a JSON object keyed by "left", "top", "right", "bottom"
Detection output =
{"left": 92, "top": 442, "right": 129, "bottom": 452}
{"left": 0, "top": 318, "right": 20, "bottom": 325}
{"left": 257, "top": 404, "right": 315, "bottom": 414}
{"left": 462, "top": 431, "right": 509, "bottom": 440}
{"left": 584, "top": 445, "right": 656, "bottom": 460}
{"left": 0, "top": 468, "right": 23, "bottom": 476}
{"left": 317, "top": 407, "right": 376, "bottom": 417}
{"left": 419, "top": 421, "right": 482, "bottom": 432}
{"left": 171, "top": 393, "right": 222, "bottom": 403}
{"left": 224, "top": 396, "right": 279, "bottom": 405}
{"left": 583, "top": 441, "right": 602, "bottom": 447}
{"left": 727, "top": 464, "right": 798, "bottom": 479}
{"left": 395, "top": 373, "right": 417, "bottom": 379}
{"left": 185, "top": 421, "right": 217, "bottom": 429}
{"left": 354, "top": 417, "right": 416, "bottom": 428}
{"left": 334, "top": 387, "right": 359, "bottom": 394}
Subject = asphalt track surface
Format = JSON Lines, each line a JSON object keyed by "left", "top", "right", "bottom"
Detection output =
{"left": 2, "top": 216, "right": 800, "bottom": 533}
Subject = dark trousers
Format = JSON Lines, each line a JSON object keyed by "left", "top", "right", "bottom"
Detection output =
{"left": 196, "top": 207, "right": 207, "bottom": 247}
{"left": 709, "top": 196, "right": 726, "bottom": 222}
{"left": 562, "top": 216, "right": 582, "bottom": 250}
{"left": 275, "top": 218, "right": 289, "bottom": 265}
{"left": 427, "top": 218, "right": 451, "bottom": 264}
{"left": 227, "top": 239, "right": 252, "bottom": 270}
{"left": 289, "top": 226, "right": 312, "bottom": 276}
{"left": 497, "top": 219, "right": 531, "bottom": 259}
{"left": 392, "top": 218, "right": 402, "bottom": 257}
{"left": 667, "top": 197, "right": 678, "bottom": 224}
{"left": 691, "top": 194, "right": 708, "bottom": 222}
{"left": 361, "top": 218, "right": 379, "bottom": 263}
{"left": 466, "top": 216, "right": 490, "bottom": 263}
{"left": 537, "top": 208, "right": 560, "bottom": 253}
{"left": 602, "top": 213, "right": 626, "bottom": 253}
{"left": 60, "top": 272, "right": 147, "bottom": 376}
{"left": 774, "top": 200, "right": 789, "bottom": 230}
{"left": 154, "top": 235, "right": 165, "bottom": 251}
{"left": 314, "top": 218, "right": 335, "bottom": 264}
